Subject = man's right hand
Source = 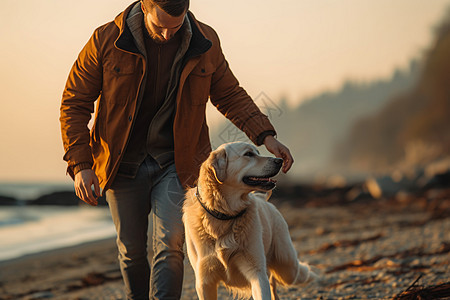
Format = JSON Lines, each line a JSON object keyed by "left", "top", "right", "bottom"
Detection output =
{"left": 74, "top": 169, "right": 100, "bottom": 206}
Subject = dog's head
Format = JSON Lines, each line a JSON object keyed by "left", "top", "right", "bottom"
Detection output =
{"left": 201, "top": 142, "right": 283, "bottom": 192}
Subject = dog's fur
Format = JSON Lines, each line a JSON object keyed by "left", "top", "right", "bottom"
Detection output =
{"left": 183, "top": 142, "right": 317, "bottom": 300}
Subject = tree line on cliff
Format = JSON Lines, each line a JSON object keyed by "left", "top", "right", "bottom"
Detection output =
{"left": 212, "top": 9, "right": 450, "bottom": 181}
{"left": 333, "top": 9, "right": 450, "bottom": 175}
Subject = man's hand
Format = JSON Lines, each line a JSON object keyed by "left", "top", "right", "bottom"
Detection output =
{"left": 74, "top": 169, "right": 100, "bottom": 206}
{"left": 263, "top": 135, "right": 294, "bottom": 173}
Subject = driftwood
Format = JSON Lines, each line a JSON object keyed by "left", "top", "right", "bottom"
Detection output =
{"left": 393, "top": 275, "right": 450, "bottom": 300}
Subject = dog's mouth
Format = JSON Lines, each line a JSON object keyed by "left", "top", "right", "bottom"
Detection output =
{"left": 243, "top": 175, "right": 277, "bottom": 190}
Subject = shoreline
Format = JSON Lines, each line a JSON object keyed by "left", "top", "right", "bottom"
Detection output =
{"left": 0, "top": 205, "right": 115, "bottom": 263}
{"left": 0, "top": 237, "right": 122, "bottom": 300}
{"left": 0, "top": 237, "right": 117, "bottom": 267}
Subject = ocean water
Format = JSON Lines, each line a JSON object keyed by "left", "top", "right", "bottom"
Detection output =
{"left": 0, "top": 206, "right": 116, "bottom": 262}
{"left": 0, "top": 182, "right": 75, "bottom": 201}
{"left": 0, "top": 182, "right": 116, "bottom": 262}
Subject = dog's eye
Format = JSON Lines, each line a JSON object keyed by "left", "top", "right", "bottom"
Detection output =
{"left": 244, "top": 151, "right": 255, "bottom": 157}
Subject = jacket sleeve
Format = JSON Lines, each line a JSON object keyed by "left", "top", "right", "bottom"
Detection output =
{"left": 208, "top": 32, "right": 276, "bottom": 146}
{"left": 60, "top": 28, "right": 103, "bottom": 179}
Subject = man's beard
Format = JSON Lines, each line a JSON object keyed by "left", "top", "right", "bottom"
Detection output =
{"left": 144, "top": 19, "right": 167, "bottom": 44}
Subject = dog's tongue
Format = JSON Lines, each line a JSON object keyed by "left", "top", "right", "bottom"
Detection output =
{"left": 250, "top": 177, "right": 277, "bottom": 183}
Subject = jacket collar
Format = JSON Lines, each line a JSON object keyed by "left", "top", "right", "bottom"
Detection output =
{"left": 114, "top": 2, "right": 141, "bottom": 54}
{"left": 114, "top": 2, "right": 211, "bottom": 58}
{"left": 181, "top": 12, "right": 212, "bottom": 66}
{"left": 124, "top": 2, "right": 146, "bottom": 55}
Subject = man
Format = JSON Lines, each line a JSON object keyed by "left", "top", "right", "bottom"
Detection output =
{"left": 60, "top": 0, "right": 293, "bottom": 299}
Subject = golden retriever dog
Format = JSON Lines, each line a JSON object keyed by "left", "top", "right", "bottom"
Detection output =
{"left": 183, "top": 142, "right": 318, "bottom": 300}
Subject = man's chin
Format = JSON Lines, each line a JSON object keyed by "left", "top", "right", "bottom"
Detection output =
{"left": 151, "top": 35, "right": 169, "bottom": 44}
{"left": 148, "top": 33, "right": 166, "bottom": 44}
{"left": 144, "top": 26, "right": 168, "bottom": 44}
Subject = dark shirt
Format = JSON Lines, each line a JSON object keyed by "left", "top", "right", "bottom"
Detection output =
{"left": 120, "top": 27, "right": 182, "bottom": 175}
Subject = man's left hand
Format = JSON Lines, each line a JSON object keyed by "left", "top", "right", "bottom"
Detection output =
{"left": 263, "top": 135, "right": 294, "bottom": 173}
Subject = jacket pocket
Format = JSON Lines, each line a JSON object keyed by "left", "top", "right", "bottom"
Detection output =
{"left": 187, "top": 64, "right": 214, "bottom": 105}
{"left": 104, "top": 56, "right": 137, "bottom": 76}
{"left": 102, "top": 56, "right": 140, "bottom": 104}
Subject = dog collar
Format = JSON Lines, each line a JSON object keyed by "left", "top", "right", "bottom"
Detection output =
{"left": 195, "top": 186, "right": 247, "bottom": 221}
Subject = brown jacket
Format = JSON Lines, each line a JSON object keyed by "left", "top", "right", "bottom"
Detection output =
{"left": 60, "top": 2, "right": 275, "bottom": 192}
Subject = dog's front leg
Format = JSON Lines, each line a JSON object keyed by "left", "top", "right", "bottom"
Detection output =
{"left": 195, "top": 257, "right": 221, "bottom": 300}
{"left": 236, "top": 257, "right": 271, "bottom": 300}
{"left": 270, "top": 274, "right": 280, "bottom": 300}
{"left": 196, "top": 281, "right": 218, "bottom": 300}
{"left": 250, "top": 273, "right": 272, "bottom": 300}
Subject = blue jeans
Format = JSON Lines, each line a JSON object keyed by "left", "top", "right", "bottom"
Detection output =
{"left": 106, "top": 156, "right": 185, "bottom": 299}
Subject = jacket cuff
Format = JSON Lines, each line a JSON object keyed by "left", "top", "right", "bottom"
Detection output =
{"left": 256, "top": 130, "right": 276, "bottom": 146}
{"left": 73, "top": 162, "right": 93, "bottom": 175}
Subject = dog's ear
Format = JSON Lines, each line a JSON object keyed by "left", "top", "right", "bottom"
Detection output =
{"left": 210, "top": 148, "right": 227, "bottom": 184}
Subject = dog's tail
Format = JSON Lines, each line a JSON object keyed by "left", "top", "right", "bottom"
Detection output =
{"left": 293, "top": 261, "right": 319, "bottom": 284}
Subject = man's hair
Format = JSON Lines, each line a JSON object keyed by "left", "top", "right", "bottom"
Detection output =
{"left": 142, "top": 0, "right": 189, "bottom": 17}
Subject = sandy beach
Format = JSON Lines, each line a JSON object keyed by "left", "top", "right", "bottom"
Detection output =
{"left": 1, "top": 186, "right": 449, "bottom": 300}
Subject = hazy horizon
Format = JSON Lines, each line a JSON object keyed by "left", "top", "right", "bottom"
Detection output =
{"left": 1, "top": 0, "right": 449, "bottom": 182}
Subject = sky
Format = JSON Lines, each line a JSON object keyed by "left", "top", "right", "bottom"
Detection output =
{"left": 0, "top": 0, "right": 449, "bottom": 182}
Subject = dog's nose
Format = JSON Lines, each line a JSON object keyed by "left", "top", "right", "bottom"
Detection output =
{"left": 274, "top": 158, "right": 283, "bottom": 166}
